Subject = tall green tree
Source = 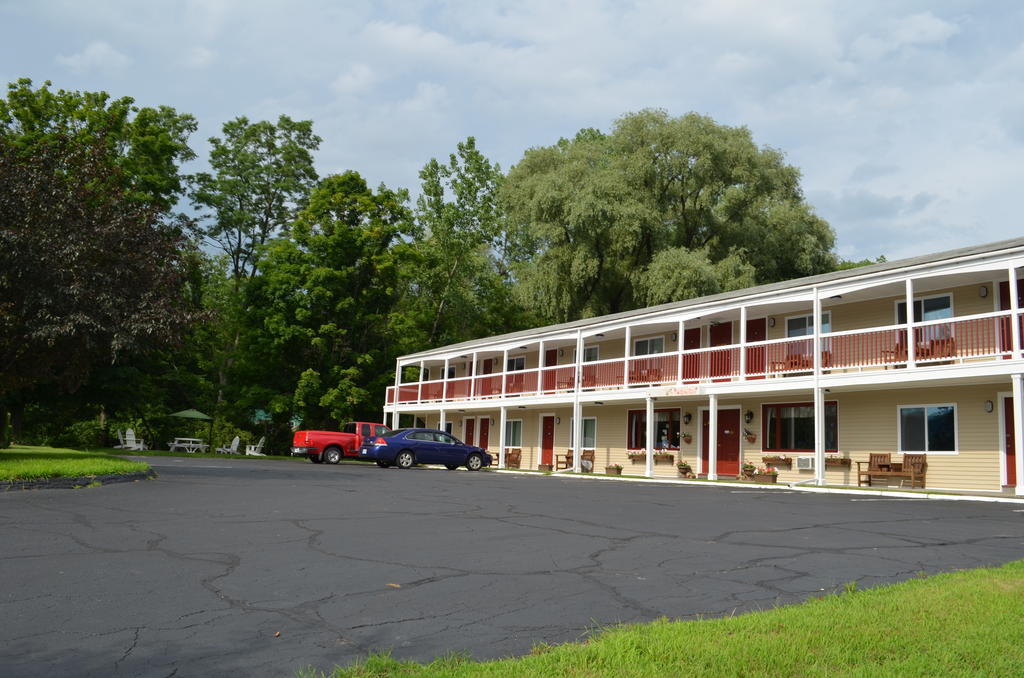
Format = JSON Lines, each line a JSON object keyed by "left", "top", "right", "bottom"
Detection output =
{"left": 410, "top": 137, "right": 533, "bottom": 347}
{"left": 236, "top": 171, "right": 413, "bottom": 428}
{"left": 190, "top": 115, "right": 321, "bottom": 282}
{"left": 0, "top": 78, "right": 197, "bottom": 212}
{"left": 502, "top": 110, "right": 837, "bottom": 322}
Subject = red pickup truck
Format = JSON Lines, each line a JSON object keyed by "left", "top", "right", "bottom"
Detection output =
{"left": 291, "top": 421, "right": 391, "bottom": 464}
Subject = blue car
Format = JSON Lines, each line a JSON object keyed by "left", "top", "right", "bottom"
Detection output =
{"left": 359, "top": 428, "right": 492, "bottom": 470}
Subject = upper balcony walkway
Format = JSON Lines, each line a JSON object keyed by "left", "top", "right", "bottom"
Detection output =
{"left": 388, "top": 309, "right": 1023, "bottom": 406}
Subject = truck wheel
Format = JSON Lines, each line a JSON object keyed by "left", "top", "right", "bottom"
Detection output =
{"left": 465, "top": 453, "right": 483, "bottom": 471}
{"left": 395, "top": 450, "right": 415, "bottom": 469}
{"left": 323, "top": 446, "right": 342, "bottom": 465}
{"left": 310, "top": 455, "right": 323, "bottom": 464}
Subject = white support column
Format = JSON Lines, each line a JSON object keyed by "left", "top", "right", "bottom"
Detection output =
{"left": 418, "top": 360, "right": 425, "bottom": 404}
{"left": 1010, "top": 268, "right": 1021, "bottom": 360}
{"left": 812, "top": 287, "right": 822, "bottom": 377}
{"left": 1013, "top": 374, "right": 1024, "bottom": 495}
{"left": 538, "top": 340, "right": 546, "bottom": 391}
{"left": 439, "top": 408, "right": 447, "bottom": 433}
{"left": 739, "top": 306, "right": 748, "bottom": 380}
{"left": 707, "top": 395, "right": 718, "bottom": 480}
{"left": 443, "top": 357, "right": 450, "bottom": 401}
{"left": 905, "top": 279, "right": 916, "bottom": 366}
{"left": 677, "top": 319, "right": 685, "bottom": 383}
{"left": 624, "top": 326, "right": 632, "bottom": 387}
{"left": 498, "top": 405, "right": 508, "bottom": 469}
{"left": 470, "top": 351, "right": 478, "bottom": 398}
{"left": 573, "top": 330, "right": 584, "bottom": 472}
{"left": 501, "top": 348, "right": 509, "bottom": 396}
{"left": 814, "top": 386, "right": 826, "bottom": 486}
{"left": 645, "top": 395, "right": 655, "bottom": 478}
{"left": 392, "top": 359, "right": 402, "bottom": 429}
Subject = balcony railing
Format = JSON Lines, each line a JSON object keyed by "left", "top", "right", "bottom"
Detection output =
{"left": 387, "top": 310, "right": 1022, "bottom": 405}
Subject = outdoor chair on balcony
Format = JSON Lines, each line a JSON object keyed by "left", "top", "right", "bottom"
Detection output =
{"left": 856, "top": 453, "right": 892, "bottom": 486}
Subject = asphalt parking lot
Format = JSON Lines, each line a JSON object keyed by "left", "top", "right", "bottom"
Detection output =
{"left": 2, "top": 457, "right": 1023, "bottom": 677}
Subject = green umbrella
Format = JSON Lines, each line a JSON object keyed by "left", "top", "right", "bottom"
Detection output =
{"left": 168, "top": 409, "right": 212, "bottom": 420}
{"left": 168, "top": 409, "right": 214, "bottom": 450}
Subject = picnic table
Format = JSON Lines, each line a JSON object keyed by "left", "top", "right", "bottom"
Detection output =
{"left": 167, "top": 437, "right": 209, "bottom": 453}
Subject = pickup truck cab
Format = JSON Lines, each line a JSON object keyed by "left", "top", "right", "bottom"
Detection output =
{"left": 291, "top": 421, "right": 391, "bottom": 464}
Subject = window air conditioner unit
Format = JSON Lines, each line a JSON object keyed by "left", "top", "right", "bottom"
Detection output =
{"left": 796, "top": 456, "right": 815, "bottom": 470}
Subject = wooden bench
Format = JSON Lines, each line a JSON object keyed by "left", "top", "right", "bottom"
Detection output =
{"left": 857, "top": 453, "right": 927, "bottom": 488}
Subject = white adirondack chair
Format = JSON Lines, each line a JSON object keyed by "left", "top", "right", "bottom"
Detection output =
{"left": 123, "top": 428, "right": 147, "bottom": 451}
{"left": 113, "top": 430, "right": 126, "bottom": 449}
{"left": 216, "top": 436, "right": 240, "bottom": 454}
{"left": 245, "top": 436, "right": 266, "bottom": 456}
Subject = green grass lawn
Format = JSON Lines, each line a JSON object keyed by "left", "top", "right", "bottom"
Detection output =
{"left": 107, "top": 448, "right": 307, "bottom": 461}
{"left": 0, "top": 444, "right": 150, "bottom": 481}
{"left": 301, "top": 559, "right": 1024, "bottom": 678}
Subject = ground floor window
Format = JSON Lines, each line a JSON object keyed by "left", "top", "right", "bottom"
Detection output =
{"left": 763, "top": 402, "right": 838, "bottom": 451}
{"left": 628, "top": 409, "right": 680, "bottom": 449}
{"left": 504, "top": 419, "right": 523, "bottom": 447}
{"left": 570, "top": 417, "right": 597, "bottom": 449}
{"left": 899, "top": 404, "right": 956, "bottom": 452}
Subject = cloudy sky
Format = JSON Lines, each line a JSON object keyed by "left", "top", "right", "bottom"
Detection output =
{"left": 2, "top": 0, "right": 1022, "bottom": 261}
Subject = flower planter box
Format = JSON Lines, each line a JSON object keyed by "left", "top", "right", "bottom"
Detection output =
{"left": 752, "top": 473, "right": 777, "bottom": 484}
{"left": 627, "top": 454, "right": 646, "bottom": 463}
{"left": 761, "top": 456, "right": 792, "bottom": 467}
{"left": 653, "top": 453, "right": 674, "bottom": 464}
{"left": 824, "top": 457, "right": 852, "bottom": 468}
{"left": 538, "top": 463, "right": 553, "bottom": 472}
{"left": 605, "top": 466, "right": 622, "bottom": 476}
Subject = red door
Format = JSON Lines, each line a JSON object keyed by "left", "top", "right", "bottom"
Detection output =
{"left": 682, "top": 328, "right": 701, "bottom": 382}
{"left": 1005, "top": 397, "right": 1017, "bottom": 487}
{"left": 465, "top": 418, "right": 476, "bottom": 447}
{"left": 543, "top": 349, "right": 559, "bottom": 391}
{"left": 999, "top": 280, "right": 1024, "bottom": 355}
{"left": 710, "top": 322, "right": 733, "bottom": 380}
{"left": 541, "top": 416, "right": 555, "bottom": 466}
{"left": 478, "top": 418, "right": 490, "bottom": 451}
{"left": 745, "top": 318, "right": 767, "bottom": 379}
{"left": 701, "top": 409, "right": 740, "bottom": 476}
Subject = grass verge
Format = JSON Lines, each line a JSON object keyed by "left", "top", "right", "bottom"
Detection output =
{"left": 301, "top": 559, "right": 1024, "bottom": 678}
{"left": 107, "top": 448, "right": 307, "bottom": 461}
{"left": 0, "top": 444, "right": 150, "bottom": 481}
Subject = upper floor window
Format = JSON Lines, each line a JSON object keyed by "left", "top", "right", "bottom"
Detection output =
{"left": 507, "top": 356, "right": 525, "bottom": 371}
{"left": 896, "top": 294, "right": 952, "bottom": 324}
{"left": 573, "top": 345, "right": 600, "bottom": 362}
{"left": 447, "top": 365, "right": 456, "bottom": 379}
{"left": 786, "top": 312, "right": 831, "bottom": 337}
{"left": 634, "top": 337, "right": 664, "bottom": 356}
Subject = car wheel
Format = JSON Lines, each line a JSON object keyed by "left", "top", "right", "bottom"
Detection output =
{"left": 465, "top": 453, "right": 483, "bottom": 471}
{"left": 445, "top": 464, "right": 459, "bottom": 470}
{"left": 376, "top": 459, "right": 390, "bottom": 468}
{"left": 323, "top": 447, "right": 342, "bottom": 465}
{"left": 395, "top": 450, "right": 415, "bottom": 469}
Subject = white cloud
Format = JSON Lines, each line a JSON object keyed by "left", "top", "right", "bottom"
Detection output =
{"left": 331, "top": 63, "right": 374, "bottom": 94}
{"left": 183, "top": 46, "right": 216, "bottom": 69}
{"left": 851, "top": 11, "right": 960, "bottom": 61}
{"left": 55, "top": 40, "right": 132, "bottom": 75}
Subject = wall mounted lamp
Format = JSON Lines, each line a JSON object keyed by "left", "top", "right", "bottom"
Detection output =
{"left": 979, "top": 285, "right": 989, "bottom": 298}
{"left": 768, "top": 317, "right": 776, "bottom": 328}
{"left": 683, "top": 412, "right": 692, "bottom": 425}
{"left": 984, "top": 400, "right": 994, "bottom": 413}
{"left": 558, "top": 348, "right": 565, "bottom": 357}
{"left": 555, "top": 417, "right": 561, "bottom": 424}
{"left": 671, "top": 331, "right": 678, "bottom": 342}
{"left": 744, "top": 410, "right": 754, "bottom": 424}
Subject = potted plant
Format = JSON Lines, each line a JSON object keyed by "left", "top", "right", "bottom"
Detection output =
{"left": 762, "top": 455, "right": 792, "bottom": 467}
{"left": 626, "top": 450, "right": 646, "bottom": 462}
{"left": 740, "top": 461, "right": 756, "bottom": 479}
{"left": 753, "top": 465, "right": 779, "bottom": 483}
{"left": 744, "top": 428, "right": 757, "bottom": 444}
{"left": 824, "top": 455, "right": 851, "bottom": 468}
{"left": 681, "top": 432, "right": 693, "bottom": 444}
{"left": 606, "top": 463, "right": 623, "bottom": 476}
{"left": 677, "top": 461, "right": 695, "bottom": 478}
{"left": 653, "top": 449, "right": 674, "bottom": 463}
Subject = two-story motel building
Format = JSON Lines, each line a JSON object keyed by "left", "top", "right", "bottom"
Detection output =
{"left": 384, "top": 237, "right": 1024, "bottom": 496}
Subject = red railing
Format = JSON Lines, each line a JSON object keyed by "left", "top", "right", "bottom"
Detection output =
{"left": 827, "top": 328, "right": 905, "bottom": 369}
{"left": 627, "top": 355, "right": 678, "bottom": 385}
{"left": 420, "top": 380, "right": 445, "bottom": 400}
{"left": 446, "top": 378, "right": 472, "bottom": 400}
{"left": 396, "top": 384, "right": 419, "bottom": 403}
{"left": 386, "top": 386, "right": 395, "bottom": 404}
{"left": 541, "top": 365, "right": 576, "bottom": 392}
{"left": 506, "top": 370, "right": 539, "bottom": 395}
{"left": 474, "top": 374, "right": 503, "bottom": 398}
{"left": 914, "top": 314, "right": 1010, "bottom": 361}
{"left": 582, "top": 360, "right": 625, "bottom": 388}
